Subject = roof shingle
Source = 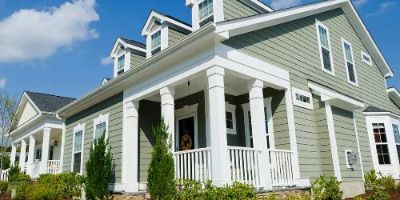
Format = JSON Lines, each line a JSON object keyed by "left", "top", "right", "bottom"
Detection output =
{"left": 25, "top": 91, "right": 75, "bottom": 113}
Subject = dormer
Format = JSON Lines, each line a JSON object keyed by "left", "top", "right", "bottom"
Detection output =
{"left": 142, "top": 11, "right": 192, "bottom": 58}
{"left": 110, "top": 37, "right": 146, "bottom": 78}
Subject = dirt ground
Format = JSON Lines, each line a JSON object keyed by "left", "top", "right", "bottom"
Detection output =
{"left": 346, "top": 192, "right": 400, "bottom": 200}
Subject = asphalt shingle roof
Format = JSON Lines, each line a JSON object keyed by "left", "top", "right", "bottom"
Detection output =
{"left": 119, "top": 37, "right": 146, "bottom": 49}
{"left": 364, "top": 106, "right": 390, "bottom": 113}
{"left": 25, "top": 91, "right": 75, "bottom": 113}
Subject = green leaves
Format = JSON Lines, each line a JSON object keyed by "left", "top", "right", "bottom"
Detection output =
{"left": 311, "top": 175, "right": 343, "bottom": 200}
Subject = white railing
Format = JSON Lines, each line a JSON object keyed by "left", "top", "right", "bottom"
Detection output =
{"left": 173, "top": 147, "right": 212, "bottom": 183}
{"left": 228, "top": 147, "right": 262, "bottom": 187}
{"left": 47, "top": 160, "right": 61, "bottom": 174}
{"left": 0, "top": 169, "right": 8, "bottom": 181}
{"left": 31, "top": 161, "right": 40, "bottom": 178}
{"left": 268, "top": 149, "right": 295, "bottom": 186}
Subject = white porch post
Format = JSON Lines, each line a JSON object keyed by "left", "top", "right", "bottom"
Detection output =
{"left": 40, "top": 128, "right": 51, "bottom": 174}
{"left": 207, "top": 66, "right": 230, "bottom": 186}
{"left": 160, "top": 87, "right": 175, "bottom": 151}
{"left": 325, "top": 102, "right": 342, "bottom": 181}
{"left": 19, "top": 140, "right": 27, "bottom": 171}
{"left": 248, "top": 79, "right": 271, "bottom": 189}
{"left": 122, "top": 100, "right": 139, "bottom": 192}
{"left": 10, "top": 144, "right": 16, "bottom": 166}
{"left": 27, "top": 136, "right": 36, "bottom": 175}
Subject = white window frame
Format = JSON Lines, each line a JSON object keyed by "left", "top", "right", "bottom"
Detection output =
{"left": 225, "top": 103, "right": 237, "bottom": 135}
{"left": 392, "top": 123, "right": 400, "bottom": 164}
{"left": 292, "top": 87, "right": 313, "bottom": 110}
{"left": 117, "top": 54, "right": 125, "bottom": 75}
{"left": 198, "top": 0, "right": 214, "bottom": 25}
{"left": 316, "top": 20, "right": 335, "bottom": 76}
{"left": 151, "top": 29, "right": 161, "bottom": 53}
{"left": 71, "top": 123, "right": 85, "bottom": 175}
{"left": 93, "top": 113, "right": 110, "bottom": 140}
{"left": 373, "top": 122, "right": 391, "bottom": 165}
{"left": 361, "top": 51, "right": 372, "bottom": 66}
{"left": 341, "top": 38, "right": 358, "bottom": 86}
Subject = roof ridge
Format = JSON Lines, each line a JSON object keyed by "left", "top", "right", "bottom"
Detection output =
{"left": 25, "top": 91, "right": 75, "bottom": 100}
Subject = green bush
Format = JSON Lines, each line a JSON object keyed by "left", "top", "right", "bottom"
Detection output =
{"left": 147, "top": 121, "right": 176, "bottom": 200}
{"left": 8, "top": 164, "right": 30, "bottom": 184}
{"left": 311, "top": 175, "right": 343, "bottom": 200}
{"left": 363, "top": 170, "right": 391, "bottom": 200}
{"left": 38, "top": 172, "right": 83, "bottom": 199}
{"left": 0, "top": 180, "right": 8, "bottom": 192}
{"left": 364, "top": 170, "right": 381, "bottom": 192}
{"left": 1, "top": 155, "right": 10, "bottom": 170}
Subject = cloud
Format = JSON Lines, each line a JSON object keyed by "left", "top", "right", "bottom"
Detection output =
{"left": 367, "top": 1, "right": 396, "bottom": 17}
{"left": 0, "top": 0, "right": 99, "bottom": 63}
{"left": 270, "top": 0, "right": 303, "bottom": 9}
{"left": 100, "top": 56, "right": 113, "bottom": 65}
{"left": 353, "top": 0, "right": 368, "bottom": 6}
{"left": 0, "top": 78, "right": 6, "bottom": 89}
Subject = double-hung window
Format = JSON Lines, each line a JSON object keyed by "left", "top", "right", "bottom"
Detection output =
{"left": 342, "top": 39, "right": 357, "bottom": 85}
{"left": 72, "top": 129, "right": 84, "bottom": 173}
{"left": 93, "top": 114, "right": 109, "bottom": 141}
{"left": 199, "top": 0, "right": 213, "bottom": 27}
{"left": 151, "top": 30, "right": 161, "bottom": 55}
{"left": 373, "top": 123, "right": 391, "bottom": 165}
{"left": 393, "top": 124, "right": 400, "bottom": 163}
{"left": 117, "top": 55, "right": 125, "bottom": 75}
{"left": 316, "top": 21, "right": 334, "bottom": 74}
{"left": 225, "top": 103, "right": 236, "bottom": 134}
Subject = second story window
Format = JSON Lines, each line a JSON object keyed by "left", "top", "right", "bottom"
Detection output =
{"left": 151, "top": 30, "right": 161, "bottom": 55}
{"left": 117, "top": 55, "right": 125, "bottom": 75}
{"left": 199, "top": 0, "right": 213, "bottom": 27}
{"left": 316, "top": 21, "right": 334, "bottom": 75}
{"left": 342, "top": 39, "right": 357, "bottom": 85}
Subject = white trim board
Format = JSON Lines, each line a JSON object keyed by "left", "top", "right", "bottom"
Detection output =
{"left": 175, "top": 104, "right": 199, "bottom": 150}
{"left": 142, "top": 10, "right": 192, "bottom": 36}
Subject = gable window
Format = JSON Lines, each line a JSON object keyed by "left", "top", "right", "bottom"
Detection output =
{"left": 393, "top": 124, "right": 400, "bottom": 163}
{"left": 225, "top": 103, "right": 236, "bottom": 134}
{"left": 373, "top": 123, "right": 391, "bottom": 165}
{"left": 72, "top": 126, "right": 84, "bottom": 174}
{"left": 117, "top": 54, "right": 125, "bottom": 75}
{"left": 361, "top": 51, "right": 372, "bottom": 66}
{"left": 342, "top": 39, "right": 358, "bottom": 85}
{"left": 292, "top": 87, "right": 313, "bottom": 110}
{"left": 151, "top": 30, "right": 161, "bottom": 55}
{"left": 93, "top": 114, "right": 109, "bottom": 140}
{"left": 199, "top": 0, "right": 213, "bottom": 27}
{"left": 316, "top": 21, "right": 334, "bottom": 75}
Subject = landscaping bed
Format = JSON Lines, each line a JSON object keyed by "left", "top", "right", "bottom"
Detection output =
{"left": 346, "top": 192, "right": 400, "bottom": 200}
{"left": 0, "top": 192, "right": 11, "bottom": 200}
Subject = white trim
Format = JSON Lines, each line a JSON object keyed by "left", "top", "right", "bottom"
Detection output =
{"left": 325, "top": 102, "right": 342, "bottom": 181}
{"left": 141, "top": 11, "right": 192, "bottom": 36}
{"left": 212, "top": 0, "right": 224, "bottom": 23}
{"left": 225, "top": 102, "right": 237, "bottom": 135}
{"left": 387, "top": 88, "right": 400, "bottom": 108}
{"left": 175, "top": 104, "right": 199, "bottom": 150}
{"left": 341, "top": 38, "right": 358, "bottom": 86}
{"left": 316, "top": 20, "right": 335, "bottom": 76}
{"left": 71, "top": 123, "right": 85, "bottom": 175}
{"left": 110, "top": 38, "right": 146, "bottom": 58}
{"left": 353, "top": 117, "right": 365, "bottom": 180}
{"left": 239, "top": 0, "right": 273, "bottom": 12}
{"left": 93, "top": 113, "right": 110, "bottom": 140}
{"left": 161, "top": 24, "right": 169, "bottom": 50}
{"left": 344, "top": 149, "right": 353, "bottom": 169}
{"left": 292, "top": 87, "right": 313, "bottom": 110}
{"left": 361, "top": 51, "right": 372, "bottom": 66}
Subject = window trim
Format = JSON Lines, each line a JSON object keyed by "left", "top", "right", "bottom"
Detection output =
{"left": 341, "top": 38, "right": 358, "bottom": 86}
{"left": 71, "top": 123, "right": 85, "bottom": 175}
{"left": 373, "top": 123, "right": 391, "bottom": 165}
{"left": 225, "top": 103, "right": 237, "bottom": 135}
{"left": 292, "top": 87, "right": 313, "bottom": 110}
{"left": 93, "top": 113, "right": 110, "bottom": 140}
{"left": 117, "top": 54, "right": 125, "bottom": 75}
{"left": 316, "top": 20, "right": 335, "bottom": 76}
{"left": 198, "top": 0, "right": 214, "bottom": 25}
{"left": 392, "top": 123, "right": 400, "bottom": 164}
{"left": 361, "top": 51, "right": 372, "bottom": 66}
{"left": 150, "top": 29, "right": 162, "bottom": 54}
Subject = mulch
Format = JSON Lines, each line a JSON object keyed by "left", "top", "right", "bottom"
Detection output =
{"left": 0, "top": 192, "right": 11, "bottom": 200}
{"left": 346, "top": 192, "right": 400, "bottom": 200}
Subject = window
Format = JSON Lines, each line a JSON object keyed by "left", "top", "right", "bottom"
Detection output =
{"left": 151, "top": 30, "right": 161, "bottom": 55}
{"left": 393, "top": 124, "right": 400, "bottom": 164}
{"left": 316, "top": 21, "right": 334, "bottom": 74}
{"left": 361, "top": 51, "right": 372, "bottom": 66}
{"left": 93, "top": 114, "right": 109, "bottom": 140}
{"left": 373, "top": 123, "right": 391, "bottom": 165}
{"left": 117, "top": 55, "right": 125, "bottom": 75}
{"left": 72, "top": 128, "right": 84, "bottom": 174}
{"left": 226, "top": 103, "right": 236, "bottom": 134}
{"left": 95, "top": 122, "right": 107, "bottom": 140}
{"left": 199, "top": 0, "right": 213, "bottom": 26}
{"left": 292, "top": 87, "right": 313, "bottom": 110}
{"left": 342, "top": 39, "right": 358, "bottom": 85}
{"left": 35, "top": 149, "right": 42, "bottom": 161}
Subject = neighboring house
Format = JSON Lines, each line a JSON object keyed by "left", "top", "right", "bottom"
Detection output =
{"left": 9, "top": 0, "right": 400, "bottom": 198}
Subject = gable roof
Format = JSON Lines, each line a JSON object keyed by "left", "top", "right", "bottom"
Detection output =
{"left": 141, "top": 10, "right": 192, "bottom": 36}
{"left": 110, "top": 37, "right": 147, "bottom": 58}
{"left": 25, "top": 91, "right": 75, "bottom": 113}
{"left": 119, "top": 37, "right": 146, "bottom": 49}
{"left": 216, "top": 0, "right": 394, "bottom": 78}
{"left": 387, "top": 87, "right": 400, "bottom": 108}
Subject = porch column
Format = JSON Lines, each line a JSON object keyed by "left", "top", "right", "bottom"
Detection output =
{"left": 10, "top": 144, "right": 16, "bottom": 166}
{"left": 19, "top": 140, "right": 27, "bottom": 171}
{"left": 40, "top": 128, "right": 51, "bottom": 174}
{"left": 160, "top": 87, "right": 175, "bottom": 151}
{"left": 207, "top": 66, "right": 230, "bottom": 186}
{"left": 27, "top": 136, "right": 35, "bottom": 175}
{"left": 123, "top": 100, "right": 139, "bottom": 192}
{"left": 248, "top": 79, "right": 271, "bottom": 189}
{"left": 325, "top": 102, "right": 342, "bottom": 181}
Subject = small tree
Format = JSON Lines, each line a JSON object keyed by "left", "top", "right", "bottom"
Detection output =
{"left": 85, "top": 132, "right": 112, "bottom": 200}
{"left": 1, "top": 155, "right": 10, "bottom": 170}
{"left": 147, "top": 120, "right": 175, "bottom": 200}
{"left": 0, "top": 92, "right": 17, "bottom": 167}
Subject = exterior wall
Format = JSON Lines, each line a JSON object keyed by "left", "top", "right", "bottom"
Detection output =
{"left": 130, "top": 53, "right": 145, "bottom": 69}
{"left": 223, "top": 0, "right": 260, "bottom": 21}
{"left": 224, "top": 8, "right": 399, "bottom": 181}
{"left": 168, "top": 28, "right": 187, "bottom": 46}
{"left": 17, "top": 101, "right": 38, "bottom": 127}
{"left": 62, "top": 93, "right": 123, "bottom": 184}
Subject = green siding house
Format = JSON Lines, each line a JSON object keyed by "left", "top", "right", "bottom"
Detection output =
{"left": 9, "top": 0, "right": 400, "bottom": 198}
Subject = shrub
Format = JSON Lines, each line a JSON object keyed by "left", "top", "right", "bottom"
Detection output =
{"left": 175, "top": 179, "right": 204, "bottom": 200}
{"left": 38, "top": 172, "right": 83, "bottom": 199}
{"left": 265, "top": 192, "right": 278, "bottom": 200}
{"left": 85, "top": 131, "right": 113, "bottom": 200}
{"left": 286, "top": 192, "right": 311, "bottom": 200}
{"left": 8, "top": 164, "right": 30, "bottom": 184}
{"left": 224, "top": 181, "right": 257, "bottom": 200}
{"left": 364, "top": 170, "right": 381, "bottom": 192}
{"left": 1, "top": 155, "right": 10, "bottom": 170}
{"left": 147, "top": 121, "right": 175, "bottom": 200}
{"left": 363, "top": 170, "right": 391, "bottom": 200}
{"left": 0, "top": 180, "right": 8, "bottom": 192}
{"left": 311, "top": 175, "right": 343, "bottom": 200}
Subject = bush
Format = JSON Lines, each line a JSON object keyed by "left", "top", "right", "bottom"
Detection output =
{"left": 1, "top": 155, "right": 10, "bottom": 170}
{"left": 363, "top": 170, "right": 391, "bottom": 200}
{"left": 311, "top": 175, "right": 343, "bottom": 200}
{"left": 8, "top": 164, "right": 30, "bottom": 184}
{"left": 0, "top": 180, "right": 8, "bottom": 192}
{"left": 85, "top": 132, "right": 113, "bottom": 200}
{"left": 147, "top": 121, "right": 176, "bottom": 200}
{"left": 38, "top": 172, "right": 83, "bottom": 199}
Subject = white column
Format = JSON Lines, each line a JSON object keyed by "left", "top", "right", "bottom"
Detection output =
{"left": 285, "top": 88, "right": 302, "bottom": 183}
{"left": 325, "top": 102, "right": 342, "bottom": 181}
{"left": 19, "top": 140, "right": 27, "bottom": 171}
{"left": 10, "top": 144, "right": 16, "bottom": 166}
{"left": 40, "top": 128, "right": 51, "bottom": 174}
{"left": 248, "top": 79, "right": 271, "bottom": 189}
{"left": 207, "top": 66, "right": 230, "bottom": 186}
{"left": 123, "top": 100, "right": 139, "bottom": 192}
{"left": 160, "top": 87, "right": 175, "bottom": 151}
{"left": 27, "top": 136, "right": 36, "bottom": 175}
{"left": 59, "top": 125, "right": 66, "bottom": 171}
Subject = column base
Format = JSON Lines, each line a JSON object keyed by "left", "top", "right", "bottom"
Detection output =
{"left": 124, "top": 182, "right": 139, "bottom": 193}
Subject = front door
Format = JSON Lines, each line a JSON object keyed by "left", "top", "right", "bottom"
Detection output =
{"left": 178, "top": 117, "right": 195, "bottom": 151}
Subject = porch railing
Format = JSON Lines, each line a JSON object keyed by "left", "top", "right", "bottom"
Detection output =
{"left": 173, "top": 147, "right": 212, "bottom": 183}
{"left": 0, "top": 169, "right": 8, "bottom": 181}
{"left": 47, "top": 160, "right": 61, "bottom": 174}
{"left": 228, "top": 147, "right": 262, "bottom": 187}
{"left": 268, "top": 149, "right": 295, "bottom": 186}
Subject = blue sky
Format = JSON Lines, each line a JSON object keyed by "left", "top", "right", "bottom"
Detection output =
{"left": 0, "top": 0, "right": 399, "bottom": 99}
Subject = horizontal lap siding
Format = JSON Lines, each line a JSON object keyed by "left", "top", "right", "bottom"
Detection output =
{"left": 224, "top": 9, "right": 399, "bottom": 181}
{"left": 130, "top": 54, "right": 145, "bottom": 69}
{"left": 63, "top": 93, "right": 123, "bottom": 184}
{"left": 168, "top": 28, "right": 187, "bottom": 46}
{"left": 223, "top": 0, "right": 260, "bottom": 20}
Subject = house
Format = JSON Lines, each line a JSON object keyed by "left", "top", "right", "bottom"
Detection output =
{"left": 9, "top": 0, "right": 400, "bottom": 198}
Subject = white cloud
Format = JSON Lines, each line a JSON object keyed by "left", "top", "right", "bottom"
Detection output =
{"left": 0, "top": 78, "right": 6, "bottom": 89}
{"left": 0, "top": 0, "right": 99, "bottom": 63}
{"left": 367, "top": 1, "right": 396, "bottom": 17}
{"left": 353, "top": 0, "right": 368, "bottom": 6}
{"left": 270, "top": 0, "right": 303, "bottom": 9}
{"left": 100, "top": 56, "right": 113, "bottom": 65}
